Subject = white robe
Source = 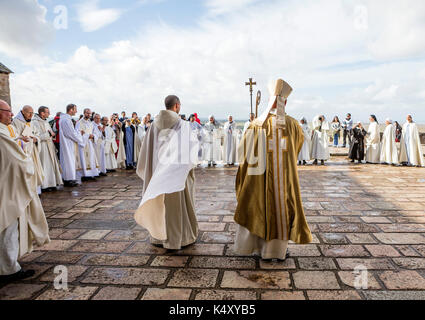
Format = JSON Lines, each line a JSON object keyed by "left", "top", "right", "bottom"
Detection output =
{"left": 93, "top": 123, "right": 107, "bottom": 174}
{"left": 365, "top": 121, "right": 381, "bottom": 164}
{"left": 399, "top": 122, "right": 425, "bottom": 167}
{"left": 298, "top": 123, "right": 311, "bottom": 161}
{"left": 0, "top": 123, "right": 50, "bottom": 275}
{"left": 104, "top": 126, "right": 118, "bottom": 170}
{"left": 202, "top": 123, "right": 222, "bottom": 163}
{"left": 32, "top": 114, "right": 63, "bottom": 188}
{"left": 12, "top": 114, "right": 44, "bottom": 191}
{"left": 223, "top": 121, "right": 237, "bottom": 164}
{"left": 75, "top": 119, "right": 99, "bottom": 178}
{"left": 135, "top": 110, "right": 199, "bottom": 247}
{"left": 310, "top": 117, "right": 330, "bottom": 160}
{"left": 380, "top": 124, "right": 399, "bottom": 165}
{"left": 243, "top": 121, "right": 251, "bottom": 134}
{"left": 59, "top": 113, "right": 85, "bottom": 181}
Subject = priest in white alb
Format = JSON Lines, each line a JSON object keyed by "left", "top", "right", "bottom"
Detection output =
{"left": 59, "top": 104, "right": 85, "bottom": 187}
{"left": 223, "top": 115, "right": 237, "bottom": 165}
{"left": 32, "top": 106, "right": 63, "bottom": 191}
{"left": 298, "top": 117, "right": 311, "bottom": 165}
{"left": 202, "top": 115, "right": 221, "bottom": 167}
{"left": 92, "top": 114, "right": 108, "bottom": 177}
{"left": 243, "top": 113, "right": 255, "bottom": 134}
{"left": 0, "top": 100, "right": 50, "bottom": 284}
{"left": 76, "top": 108, "right": 99, "bottom": 181}
{"left": 12, "top": 105, "right": 44, "bottom": 193}
{"left": 365, "top": 115, "right": 381, "bottom": 164}
{"left": 103, "top": 117, "right": 118, "bottom": 171}
{"left": 380, "top": 119, "right": 399, "bottom": 165}
{"left": 310, "top": 115, "right": 330, "bottom": 165}
{"left": 399, "top": 114, "right": 425, "bottom": 167}
{"left": 135, "top": 95, "right": 199, "bottom": 250}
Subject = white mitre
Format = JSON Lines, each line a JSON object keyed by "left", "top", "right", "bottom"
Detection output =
{"left": 255, "top": 78, "right": 293, "bottom": 128}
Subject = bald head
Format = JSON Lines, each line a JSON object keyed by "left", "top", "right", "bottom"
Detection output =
{"left": 22, "top": 105, "right": 34, "bottom": 121}
{"left": 0, "top": 99, "right": 14, "bottom": 125}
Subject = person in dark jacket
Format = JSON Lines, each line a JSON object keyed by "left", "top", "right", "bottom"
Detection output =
{"left": 348, "top": 122, "right": 367, "bottom": 163}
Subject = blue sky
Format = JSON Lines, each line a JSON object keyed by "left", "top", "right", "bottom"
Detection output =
{"left": 1, "top": 0, "right": 425, "bottom": 122}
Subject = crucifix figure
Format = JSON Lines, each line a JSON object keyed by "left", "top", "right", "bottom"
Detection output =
{"left": 245, "top": 77, "right": 257, "bottom": 114}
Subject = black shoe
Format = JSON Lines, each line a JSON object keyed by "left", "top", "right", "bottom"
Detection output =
{"left": 313, "top": 160, "right": 318, "bottom": 165}
{"left": 0, "top": 269, "right": 35, "bottom": 284}
{"left": 303, "top": 161, "right": 307, "bottom": 165}
{"left": 99, "top": 172, "right": 107, "bottom": 177}
{"left": 298, "top": 161, "right": 302, "bottom": 165}
{"left": 106, "top": 169, "right": 116, "bottom": 173}
{"left": 64, "top": 180, "right": 78, "bottom": 187}
{"left": 321, "top": 160, "right": 325, "bottom": 165}
{"left": 81, "top": 176, "right": 90, "bottom": 182}
{"left": 277, "top": 251, "right": 291, "bottom": 261}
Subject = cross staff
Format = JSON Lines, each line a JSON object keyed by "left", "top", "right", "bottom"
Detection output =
{"left": 245, "top": 77, "right": 257, "bottom": 114}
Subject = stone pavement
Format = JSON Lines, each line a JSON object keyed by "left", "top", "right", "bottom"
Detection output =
{"left": 1, "top": 159, "right": 425, "bottom": 300}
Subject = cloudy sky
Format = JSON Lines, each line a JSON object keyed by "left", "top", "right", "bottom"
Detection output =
{"left": 1, "top": 0, "right": 425, "bottom": 122}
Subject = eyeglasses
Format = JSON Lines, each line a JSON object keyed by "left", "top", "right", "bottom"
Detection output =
{"left": 0, "top": 109, "right": 12, "bottom": 113}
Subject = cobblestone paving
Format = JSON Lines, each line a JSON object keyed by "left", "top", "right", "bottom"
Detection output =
{"left": 1, "top": 159, "right": 425, "bottom": 300}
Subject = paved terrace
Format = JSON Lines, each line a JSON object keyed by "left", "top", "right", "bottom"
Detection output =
{"left": 1, "top": 158, "right": 425, "bottom": 300}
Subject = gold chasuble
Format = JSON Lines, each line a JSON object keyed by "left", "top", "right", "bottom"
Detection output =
{"left": 234, "top": 79, "right": 312, "bottom": 245}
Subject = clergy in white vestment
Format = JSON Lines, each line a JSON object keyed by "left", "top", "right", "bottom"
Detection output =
{"left": 0, "top": 100, "right": 50, "bottom": 284}
{"left": 110, "top": 116, "right": 126, "bottom": 169}
{"left": 102, "top": 117, "right": 118, "bottom": 171}
{"left": 32, "top": 107, "right": 63, "bottom": 191}
{"left": 242, "top": 113, "right": 255, "bottom": 134}
{"left": 365, "top": 115, "right": 381, "bottom": 164}
{"left": 298, "top": 117, "right": 311, "bottom": 165}
{"left": 59, "top": 104, "right": 85, "bottom": 187}
{"left": 399, "top": 115, "right": 425, "bottom": 167}
{"left": 12, "top": 106, "right": 44, "bottom": 194}
{"left": 135, "top": 95, "right": 199, "bottom": 250}
{"left": 76, "top": 108, "right": 99, "bottom": 180}
{"left": 380, "top": 119, "right": 399, "bottom": 165}
{"left": 310, "top": 115, "right": 330, "bottom": 165}
{"left": 92, "top": 114, "right": 108, "bottom": 176}
{"left": 223, "top": 115, "right": 237, "bottom": 165}
{"left": 202, "top": 115, "right": 221, "bottom": 167}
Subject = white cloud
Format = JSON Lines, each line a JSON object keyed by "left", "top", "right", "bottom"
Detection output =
{"left": 7, "top": 0, "right": 425, "bottom": 122}
{"left": 0, "top": 0, "right": 54, "bottom": 62}
{"left": 76, "top": 0, "right": 123, "bottom": 32}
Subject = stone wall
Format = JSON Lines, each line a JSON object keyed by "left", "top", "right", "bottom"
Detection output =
{"left": 0, "top": 73, "right": 11, "bottom": 105}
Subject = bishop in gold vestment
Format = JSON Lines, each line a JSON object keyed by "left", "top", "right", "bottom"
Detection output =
{"left": 234, "top": 79, "right": 312, "bottom": 260}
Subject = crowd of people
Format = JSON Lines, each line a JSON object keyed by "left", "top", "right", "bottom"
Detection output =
{"left": 296, "top": 113, "right": 425, "bottom": 167}
{"left": 1, "top": 85, "right": 424, "bottom": 284}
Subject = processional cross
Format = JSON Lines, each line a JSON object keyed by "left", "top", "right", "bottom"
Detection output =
{"left": 245, "top": 77, "right": 257, "bottom": 115}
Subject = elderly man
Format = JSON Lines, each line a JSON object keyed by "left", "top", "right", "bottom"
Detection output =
{"left": 93, "top": 114, "right": 107, "bottom": 177}
{"left": 33, "top": 106, "right": 63, "bottom": 191}
{"left": 76, "top": 108, "right": 99, "bottom": 181}
{"left": 12, "top": 105, "right": 44, "bottom": 194}
{"left": 0, "top": 100, "right": 50, "bottom": 284}
{"left": 59, "top": 104, "right": 85, "bottom": 187}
